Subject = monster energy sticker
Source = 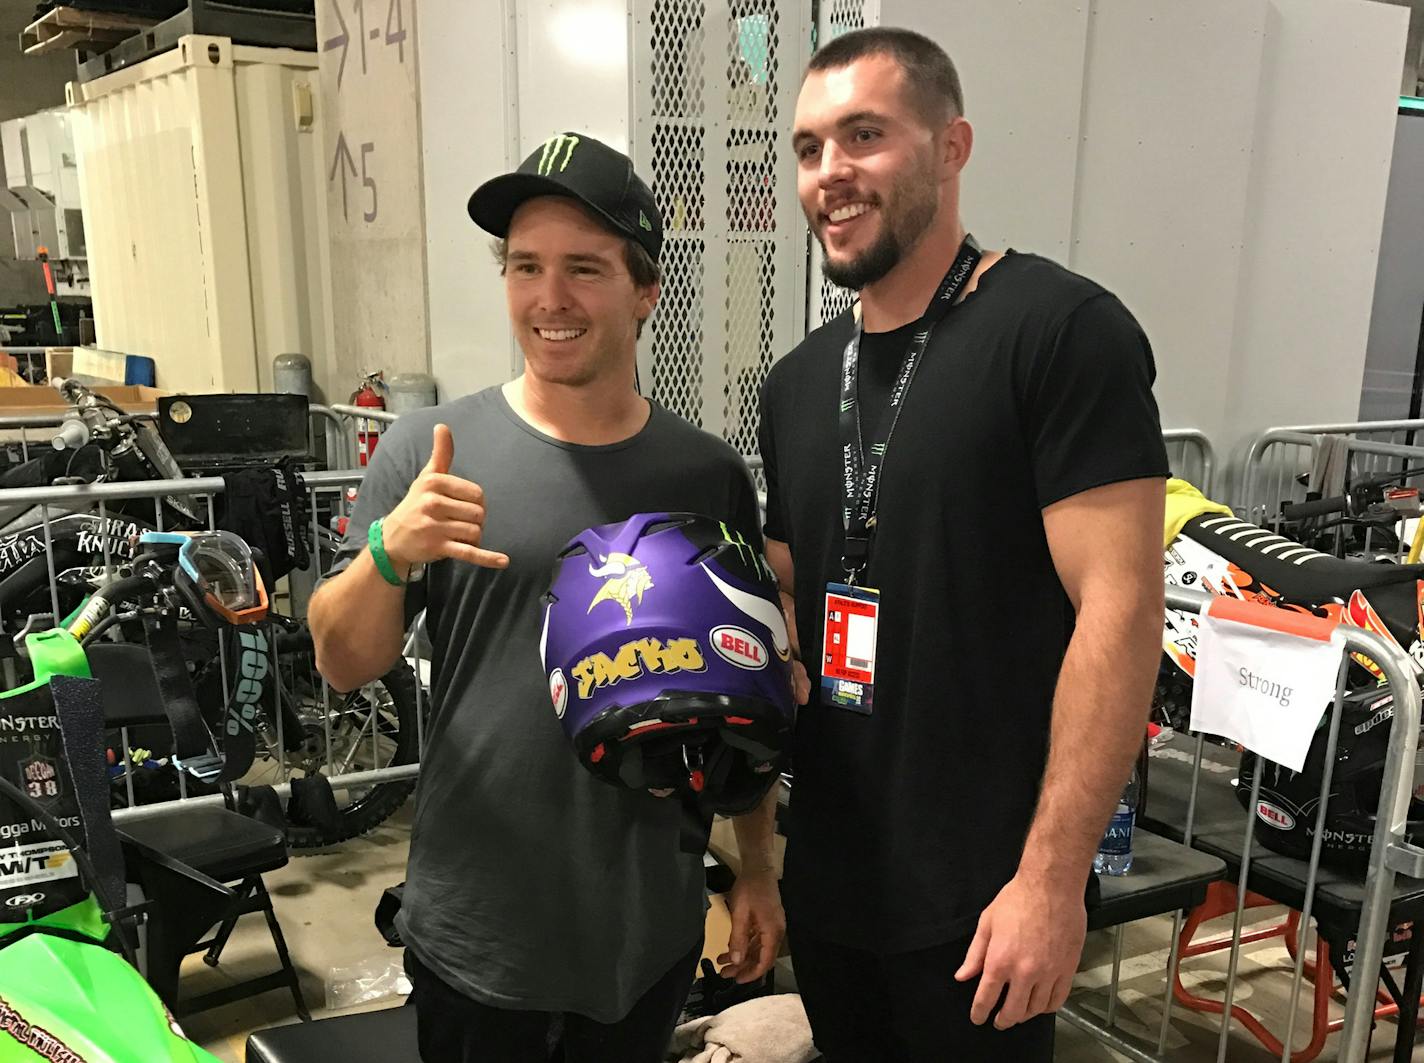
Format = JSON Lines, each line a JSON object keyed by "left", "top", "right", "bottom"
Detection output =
{"left": 718, "top": 521, "right": 774, "bottom": 582}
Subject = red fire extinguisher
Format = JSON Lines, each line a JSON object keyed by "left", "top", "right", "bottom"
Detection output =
{"left": 352, "top": 371, "right": 387, "bottom": 466}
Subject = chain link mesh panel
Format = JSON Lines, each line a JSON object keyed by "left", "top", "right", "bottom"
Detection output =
{"left": 637, "top": 0, "right": 803, "bottom": 453}
{"left": 645, "top": 0, "right": 710, "bottom": 426}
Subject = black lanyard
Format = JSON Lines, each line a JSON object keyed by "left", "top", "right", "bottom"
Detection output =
{"left": 839, "top": 235, "right": 982, "bottom": 581}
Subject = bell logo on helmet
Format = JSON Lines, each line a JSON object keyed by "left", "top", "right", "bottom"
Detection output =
{"left": 588, "top": 553, "right": 654, "bottom": 625}
{"left": 711, "top": 625, "right": 768, "bottom": 670}
{"left": 1256, "top": 800, "right": 1296, "bottom": 830}
{"left": 549, "top": 669, "right": 569, "bottom": 718}
{"left": 700, "top": 564, "right": 790, "bottom": 661}
{"left": 572, "top": 637, "right": 705, "bottom": 699}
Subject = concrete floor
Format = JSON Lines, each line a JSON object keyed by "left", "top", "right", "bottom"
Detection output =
{"left": 179, "top": 806, "right": 1412, "bottom": 1062}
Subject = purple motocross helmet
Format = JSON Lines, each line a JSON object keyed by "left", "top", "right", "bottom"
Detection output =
{"left": 540, "top": 513, "right": 794, "bottom": 815}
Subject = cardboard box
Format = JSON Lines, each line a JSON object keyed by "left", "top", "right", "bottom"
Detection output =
{"left": 44, "top": 347, "right": 130, "bottom": 385}
{"left": 0, "top": 385, "right": 168, "bottom": 418}
{"left": 45, "top": 347, "right": 72, "bottom": 382}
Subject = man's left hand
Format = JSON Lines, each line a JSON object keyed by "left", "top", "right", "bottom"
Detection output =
{"left": 791, "top": 658, "right": 811, "bottom": 705}
{"left": 953, "top": 872, "right": 1086, "bottom": 1029}
{"left": 717, "top": 870, "right": 786, "bottom": 984}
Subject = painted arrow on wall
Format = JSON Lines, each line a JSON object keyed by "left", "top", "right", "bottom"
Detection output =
{"left": 324, "top": 0, "right": 350, "bottom": 88}
{"left": 330, "top": 132, "right": 358, "bottom": 221}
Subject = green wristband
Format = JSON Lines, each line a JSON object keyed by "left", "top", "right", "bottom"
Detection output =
{"left": 368, "top": 518, "right": 406, "bottom": 586}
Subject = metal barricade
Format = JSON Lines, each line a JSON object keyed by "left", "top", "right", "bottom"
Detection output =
{"left": 1073, "top": 585, "right": 1423, "bottom": 1063}
{"left": 330, "top": 402, "right": 399, "bottom": 470}
{"left": 1163, "top": 429, "right": 1216, "bottom": 495}
{"left": 0, "top": 469, "right": 425, "bottom": 820}
{"left": 0, "top": 405, "right": 349, "bottom": 473}
{"left": 1239, "top": 420, "right": 1424, "bottom": 527}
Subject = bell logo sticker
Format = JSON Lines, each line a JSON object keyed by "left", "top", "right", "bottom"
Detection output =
{"left": 1256, "top": 800, "right": 1295, "bottom": 831}
{"left": 711, "top": 625, "right": 768, "bottom": 671}
{"left": 550, "top": 669, "right": 568, "bottom": 718}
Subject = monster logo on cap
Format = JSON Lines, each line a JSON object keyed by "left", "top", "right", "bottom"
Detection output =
{"left": 536, "top": 134, "right": 581, "bottom": 176}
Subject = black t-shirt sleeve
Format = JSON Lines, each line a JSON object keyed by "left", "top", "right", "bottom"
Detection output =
{"left": 1025, "top": 292, "right": 1169, "bottom": 508}
{"left": 757, "top": 374, "right": 787, "bottom": 544}
{"left": 729, "top": 457, "right": 765, "bottom": 554}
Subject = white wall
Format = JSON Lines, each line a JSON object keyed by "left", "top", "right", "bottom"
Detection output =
{"left": 1070, "top": 0, "right": 1266, "bottom": 440}
{"left": 877, "top": 0, "right": 1409, "bottom": 471}
{"left": 418, "top": 0, "right": 519, "bottom": 402}
{"left": 516, "top": 0, "right": 630, "bottom": 155}
{"left": 315, "top": 0, "right": 430, "bottom": 397}
{"left": 1225, "top": 0, "right": 1408, "bottom": 450}
{"left": 418, "top": 0, "right": 634, "bottom": 403}
{"left": 948, "top": 0, "right": 1088, "bottom": 263}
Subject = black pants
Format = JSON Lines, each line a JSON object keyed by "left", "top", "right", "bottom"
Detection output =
{"left": 406, "top": 943, "right": 701, "bottom": 1063}
{"left": 789, "top": 923, "right": 1055, "bottom": 1063}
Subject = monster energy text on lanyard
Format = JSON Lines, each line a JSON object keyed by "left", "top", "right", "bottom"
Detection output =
{"left": 839, "top": 235, "right": 981, "bottom": 582}
{"left": 821, "top": 235, "right": 980, "bottom": 715}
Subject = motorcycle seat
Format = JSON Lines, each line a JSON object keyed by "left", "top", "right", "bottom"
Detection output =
{"left": 1179, "top": 514, "right": 1424, "bottom": 603}
{"left": 247, "top": 1001, "right": 416, "bottom": 1063}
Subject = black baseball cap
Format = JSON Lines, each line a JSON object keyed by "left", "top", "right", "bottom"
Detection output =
{"left": 468, "top": 133, "right": 663, "bottom": 262}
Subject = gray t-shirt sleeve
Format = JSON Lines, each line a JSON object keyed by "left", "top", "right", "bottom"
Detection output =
{"left": 326, "top": 414, "right": 431, "bottom": 620}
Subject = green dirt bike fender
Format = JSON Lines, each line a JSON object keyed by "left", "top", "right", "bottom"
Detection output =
{"left": 0, "top": 932, "right": 220, "bottom": 1063}
{"left": 0, "top": 630, "right": 90, "bottom": 703}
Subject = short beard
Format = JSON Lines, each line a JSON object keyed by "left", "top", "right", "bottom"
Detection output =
{"left": 817, "top": 154, "right": 940, "bottom": 291}
{"left": 822, "top": 230, "right": 903, "bottom": 291}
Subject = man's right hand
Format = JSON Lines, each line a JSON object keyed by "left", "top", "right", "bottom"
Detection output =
{"left": 379, "top": 424, "right": 511, "bottom": 575}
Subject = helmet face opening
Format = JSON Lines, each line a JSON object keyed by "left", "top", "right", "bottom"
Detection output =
{"left": 541, "top": 513, "right": 793, "bottom": 812}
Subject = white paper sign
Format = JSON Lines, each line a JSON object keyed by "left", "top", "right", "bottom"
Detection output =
{"left": 1189, "top": 601, "right": 1343, "bottom": 772}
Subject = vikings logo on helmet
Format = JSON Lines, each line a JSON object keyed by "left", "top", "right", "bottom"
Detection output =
{"left": 587, "top": 552, "right": 653, "bottom": 625}
{"left": 700, "top": 563, "right": 791, "bottom": 662}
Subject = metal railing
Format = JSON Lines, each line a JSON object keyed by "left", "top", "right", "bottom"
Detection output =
{"left": 1149, "top": 586, "right": 1422, "bottom": 1063}
{"left": 329, "top": 403, "right": 399, "bottom": 469}
{"left": 1239, "top": 420, "right": 1424, "bottom": 528}
{"left": 0, "top": 466, "right": 422, "bottom": 815}
{"left": 1163, "top": 429, "right": 1216, "bottom": 495}
{"left": 0, "top": 404, "right": 350, "bottom": 472}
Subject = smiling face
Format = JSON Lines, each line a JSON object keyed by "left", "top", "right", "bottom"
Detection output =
{"left": 793, "top": 53, "right": 967, "bottom": 291}
{"left": 504, "top": 196, "right": 658, "bottom": 388}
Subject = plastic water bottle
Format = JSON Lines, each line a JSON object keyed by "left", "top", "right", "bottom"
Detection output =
{"left": 1094, "top": 764, "right": 1140, "bottom": 876}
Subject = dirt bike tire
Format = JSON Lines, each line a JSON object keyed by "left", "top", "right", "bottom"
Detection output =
{"left": 284, "top": 657, "right": 420, "bottom": 850}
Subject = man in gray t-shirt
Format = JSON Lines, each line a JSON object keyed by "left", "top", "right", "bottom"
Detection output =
{"left": 311, "top": 134, "right": 787, "bottom": 1063}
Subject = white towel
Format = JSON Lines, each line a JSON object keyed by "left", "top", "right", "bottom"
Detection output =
{"left": 668, "top": 993, "right": 817, "bottom": 1063}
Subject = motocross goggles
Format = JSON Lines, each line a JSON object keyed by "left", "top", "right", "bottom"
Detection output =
{"left": 140, "top": 530, "right": 268, "bottom": 624}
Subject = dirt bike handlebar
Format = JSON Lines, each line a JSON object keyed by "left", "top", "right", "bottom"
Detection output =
{"left": 1281, "top": 495, "right": 1349, "bottom": 520}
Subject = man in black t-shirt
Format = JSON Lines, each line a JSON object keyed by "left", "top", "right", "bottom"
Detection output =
{"left": 761, "top": 29, "right": 1168, "bottom": 1060}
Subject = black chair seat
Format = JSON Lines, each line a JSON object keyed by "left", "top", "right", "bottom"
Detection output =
{"left": 1140, "top": 735, "right": 1248, "bottom": 845}
{"left": 1087, "top": 829, "right": 1226, "bottom": 931}
{"left": 120, "top": 806, "right": 288, "bottom": 883}
{"left": 247, "top": 1004, "right": 417, "bottom": 1063}
{"left": 1142, "top": 734, "right": 1424, "bottom": 930}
